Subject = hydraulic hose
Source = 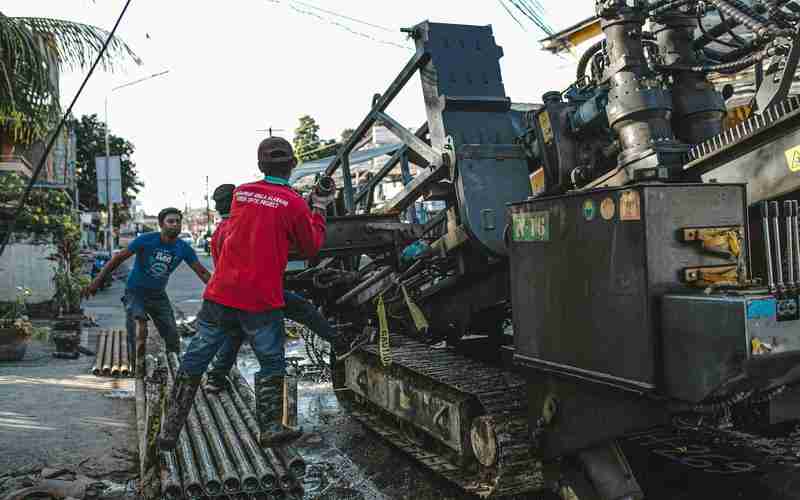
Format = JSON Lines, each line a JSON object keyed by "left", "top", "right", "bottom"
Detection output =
{"left": 576, "top": 40, "right": 604, "bottom": 82}
{"left": 658, "top": 45, "right": 773, "bottom": 73}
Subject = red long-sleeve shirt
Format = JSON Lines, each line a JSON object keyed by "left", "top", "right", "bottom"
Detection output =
{"left": 203, "top": 179, "right": 325, "bottom": 312}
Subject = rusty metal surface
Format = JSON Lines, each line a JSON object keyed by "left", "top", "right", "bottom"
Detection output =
{"left": 346, "top": 335, "right": 543, "bottom": 498}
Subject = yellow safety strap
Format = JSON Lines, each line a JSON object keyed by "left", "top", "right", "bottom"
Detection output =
{"left": 401, "top": 284, "right": 429, "bottom": 334}
{"left": 376, "top": 294, "right": 392, "bottom": 367}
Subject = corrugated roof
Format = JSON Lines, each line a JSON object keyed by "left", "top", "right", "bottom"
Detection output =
{"left": 289, "top": 143, "right": 402, "bottom": 185}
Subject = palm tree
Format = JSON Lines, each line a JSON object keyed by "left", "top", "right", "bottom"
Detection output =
{"left": 0, "top": 12, "right": 140, "bottom": 155}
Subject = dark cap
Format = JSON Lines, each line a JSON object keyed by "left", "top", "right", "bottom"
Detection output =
{"left": 258, "top": 137, "right": 294, "bottom": 165}
{"left": 212, "top": 184, "right": 236, "bottom": 203}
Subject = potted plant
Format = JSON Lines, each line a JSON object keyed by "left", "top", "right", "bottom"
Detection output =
{"left": 0, "top": 287, "right": 33, "bottom": 361}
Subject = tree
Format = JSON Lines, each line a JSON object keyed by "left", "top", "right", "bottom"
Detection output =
{"left": 340, "top": 128, "right": 355, "bottom": 143}
{"left": 0, "top": 12, "right": 139, "bottom": 153}
{"left": 293, "top": 115, "right": 322, "bottom": 163}
{"left": 69, "top": 114, "right": 143, "bottom": 227}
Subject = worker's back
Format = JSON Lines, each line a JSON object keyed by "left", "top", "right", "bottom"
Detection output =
{"left": 203, "top": 178, "right": 325, "bottom": 312}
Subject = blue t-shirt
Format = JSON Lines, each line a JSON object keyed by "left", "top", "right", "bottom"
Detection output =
{"left": 126, "top": 232, "right": 198, "bottom": 291}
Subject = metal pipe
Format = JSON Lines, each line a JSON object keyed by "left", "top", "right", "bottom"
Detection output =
{"left": 786, "top": 200, "right": 796, "bottom": 288}
{"left": 771, "top": 201, "right": 785, "bottom": 292}
{"left": 120, "top": 329, "right": 130, "bottom": 377}
{"left": 276, "top": 446, "right": 306, "bottom": 480}
{"left": 110, "top": 330, "right": 121, "bottom": 377}
{"left": 218, "top": 391, "right": 277, "bottom": 491}
{"left": 160, "top": 447, "right": 183, "bottom": 500}
{"left": 794, "top": 200, "right": 800, "bottom": 293}
{"left": 102, "top": 329, "right": 114, "bottom": 376}
{"left": 167, "top": 354, "right": 222, "bottom": 497}
{"left": 91, "top": 331, "right": 107, "bottom": 376}
{"left": 205, "top": 391, "right": 261, "bottom": 493}
{"left": 336, "top": 266, "right": 393, "bottom": 304}
{"left": 191, "top": 389, "right": 240, "bottom": 493}
{"left": 228, "top": 376, "right": 292, "bottom": 490}
{"left": 762, "top": 201, "right": 776, "bottom": 292}
{"left": 163, "top": 360, "right": 204, "bottom": 499}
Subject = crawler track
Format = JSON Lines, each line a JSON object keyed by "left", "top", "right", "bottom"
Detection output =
{"left": 344, "top": 335, "right": 543, "bottom": 498}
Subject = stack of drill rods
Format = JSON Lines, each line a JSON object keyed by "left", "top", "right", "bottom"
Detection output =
{"left": 166, "top": 353, "right": 234, "bottom": 495}
{"left": 91, "top": 330, "right": 131, "bottom": 377}
{"left": 164, "top": 358, "right": 205, "bottom": 499}
{"left": 227, "top": 373, "right": 298, "bottom": 492}
{"left": 166, "top": 354, "right": 288, "bottom": 496}
{"left": 216, "top": 390, "right": 277, "bottom": 491}
{"left": 228, "top": 370, "right": 306, "bottom": 479}
{"left": 203, "top": 389, "right": 261, "bottom": 492}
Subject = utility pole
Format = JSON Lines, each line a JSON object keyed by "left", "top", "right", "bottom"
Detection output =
{"left": 205, "top": 175, "right": 210, "bottom": 234}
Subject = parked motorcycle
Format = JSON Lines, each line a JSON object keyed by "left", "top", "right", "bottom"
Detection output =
{"left": 90, "top": 251, "right": 113, "bottom": 289}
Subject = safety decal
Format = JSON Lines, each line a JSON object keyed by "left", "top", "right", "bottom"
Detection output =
{"left": 582, "top": 199, "right": 596, "bottom": 221}
{"left": 784, "top": 144, "right": 800, "bottom": 172}
{"left": 600, "top": 197, "right": 615, "bottom": 220}
{"left": 619, "top": 190, "right": 641, "bottom": 221}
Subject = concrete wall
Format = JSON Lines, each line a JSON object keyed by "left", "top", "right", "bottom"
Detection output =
{"left": 0, "top": 240, "right": 56, "bottom": 304}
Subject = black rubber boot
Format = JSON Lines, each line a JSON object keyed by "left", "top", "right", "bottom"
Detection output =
{"left": 255, "top": 374, "right": 303, "bottom": 447}
{"left": 203, "top": 372, "right": 229, "bottom": 394}
{"left": 158, "top": 371, "right": 202, "bottom": 451}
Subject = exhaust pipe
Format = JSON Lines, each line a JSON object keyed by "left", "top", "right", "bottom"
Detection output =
{"left": 91, "top": 331, "right": 108, "bottom": 376}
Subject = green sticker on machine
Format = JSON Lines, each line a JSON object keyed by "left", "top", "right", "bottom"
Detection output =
{"left": 512, "top": 211, "right": 550, "bottom": 242}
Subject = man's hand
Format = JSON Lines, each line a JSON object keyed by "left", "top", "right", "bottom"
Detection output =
{"left": 310, "top": 180, "right": 337, "bottom": 212}
{"left": 82, "top": 279, "right": 101, "bottom": 299}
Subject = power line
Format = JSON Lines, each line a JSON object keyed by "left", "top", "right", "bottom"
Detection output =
{"left": 291, "top": 0, "right": 395, "bottom": 33}
{"left": 267, "top": 0, "right": 413, "bottom": 51}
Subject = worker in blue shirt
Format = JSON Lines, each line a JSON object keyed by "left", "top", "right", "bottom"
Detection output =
{"left": 84, "top": 207, "right": 212, "bottom": 373}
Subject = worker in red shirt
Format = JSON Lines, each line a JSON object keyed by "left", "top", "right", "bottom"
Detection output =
{"left": 159, "top": 137, "right": 334, "bottom": 451}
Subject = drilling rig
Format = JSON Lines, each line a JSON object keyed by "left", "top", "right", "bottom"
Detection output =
{"left": 287, "top": 1, "right": 800, "bottom": 498}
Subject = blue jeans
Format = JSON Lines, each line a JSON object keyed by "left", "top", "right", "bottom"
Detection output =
{"left": 206, "top": 290, "right": 334, "bottom": 379}
{"left": 180, "top": 299, "right": 286, "bottom": 378}
{"left": 123, "top": 288, "right": 180, "bottom": 354}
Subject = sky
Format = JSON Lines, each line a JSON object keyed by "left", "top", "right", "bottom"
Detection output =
{"left": 7, "top": 1, "right": 584, "bottom": 215}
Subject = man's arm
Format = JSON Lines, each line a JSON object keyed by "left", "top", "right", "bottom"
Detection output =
{"left": 189, "top": 261, "right": 212, "bottom": 284}
{"left": 83, "top": 249, "right": 134, "bottom": 297}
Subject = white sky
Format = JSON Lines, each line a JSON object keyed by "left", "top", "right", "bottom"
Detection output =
{"left": 7, "top": 1, "right": 583, "bottom": 214}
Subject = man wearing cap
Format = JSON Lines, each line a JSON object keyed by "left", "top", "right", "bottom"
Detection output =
{"left": 84, "top": 208, "right": 212, "bottom": 369}
{"left": 202, "top": 182, "right": 365, "bottom": 394}
{"left": 159, "top": 137, "right": 335, "bottom": 451}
